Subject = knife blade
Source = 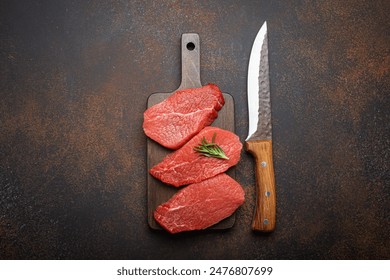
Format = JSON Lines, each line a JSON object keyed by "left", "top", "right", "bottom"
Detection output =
{"left": 245, "top": 21, "right": 276, "bottom": 232}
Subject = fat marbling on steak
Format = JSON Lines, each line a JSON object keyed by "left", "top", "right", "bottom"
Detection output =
{"left": 154, "top": 173, "right": 245, "bottom": 234}
{"left": 150, "top": 126, "right": 242, "bottom": 187}
{"left": 143, "top": 84, "right": 224, "bottom": 149}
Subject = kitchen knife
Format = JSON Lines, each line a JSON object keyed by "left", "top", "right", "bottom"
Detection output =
{"left": 245, "top": 21, "right": 276, "bottom": 232}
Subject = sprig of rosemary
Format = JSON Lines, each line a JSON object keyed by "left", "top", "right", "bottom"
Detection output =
{"left": 193, "top": 132, "right": 229, "bottom": 160}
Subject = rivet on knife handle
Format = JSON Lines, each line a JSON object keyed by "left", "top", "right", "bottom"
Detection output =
{"left": 245, "top": 140, "right": 276, "bottom": 231}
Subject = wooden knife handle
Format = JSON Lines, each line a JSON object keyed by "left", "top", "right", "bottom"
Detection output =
{"left": 245, "top": 139, "right": 276, "bottom": 232}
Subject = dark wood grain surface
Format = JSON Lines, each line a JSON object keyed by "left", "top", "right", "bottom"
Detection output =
{"left": 1, "top": 0, "right": 389, "bottom": 259}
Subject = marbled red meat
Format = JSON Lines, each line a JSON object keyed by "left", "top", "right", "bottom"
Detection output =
{"left": 154, "top": 173, "right": 245, "bottom": 234}
{"left": 143, "top": 84, "right": 224, "bottom": 149}
{"left": 149, "top": 126, "right": 242, "bottom": 187}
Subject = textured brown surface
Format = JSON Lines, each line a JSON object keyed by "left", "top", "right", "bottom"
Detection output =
{"left": 1, "top": 0, "right": 389, "bottom": 259}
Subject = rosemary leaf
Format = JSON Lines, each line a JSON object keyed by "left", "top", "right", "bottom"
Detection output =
{"left": 193, "top": 132, "right": 229, "bottom": 160}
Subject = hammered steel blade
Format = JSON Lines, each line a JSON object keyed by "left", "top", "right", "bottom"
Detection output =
{"left": 246, "top": 21, "right": 271, "bottom": 141}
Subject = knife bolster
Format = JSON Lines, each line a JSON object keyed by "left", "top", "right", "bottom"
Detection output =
{"left": 245, "top": 140, "right": 276, "bottom": 232}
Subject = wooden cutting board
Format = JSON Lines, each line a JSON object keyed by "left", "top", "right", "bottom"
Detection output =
{"left": 147, "top": 33, "right": 236, "bottom": 230}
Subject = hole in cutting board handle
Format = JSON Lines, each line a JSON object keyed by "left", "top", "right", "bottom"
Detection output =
{"left": 186, "top": 42, "right": 195, "bottom": 51}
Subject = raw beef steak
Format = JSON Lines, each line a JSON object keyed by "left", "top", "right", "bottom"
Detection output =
{"left": 143, "top": 84, "right": 224, "bottom": 149}
{"left": 154, "top": 173, "right": 245, "bottom": 233}
{"left": 150, "top": 126, "right": 242, "bottom": 187}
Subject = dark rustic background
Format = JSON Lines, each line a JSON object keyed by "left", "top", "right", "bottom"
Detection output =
{"left": 1, "top": 0, "right": 389, "bottom": 259}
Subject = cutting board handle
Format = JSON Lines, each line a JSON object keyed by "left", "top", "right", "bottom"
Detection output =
{"left": 178, "top": 33, "right": 202, "bottom": 90}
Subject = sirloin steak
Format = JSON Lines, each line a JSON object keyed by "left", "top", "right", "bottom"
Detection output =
{"left": 154, "top": 173, "right": 245, "bottom": 233}
{"left": 150, "top": 126, "right": 242, "bottom": 187}
{"left": 143, "top": 84, "right": 224, "bottom": 149}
